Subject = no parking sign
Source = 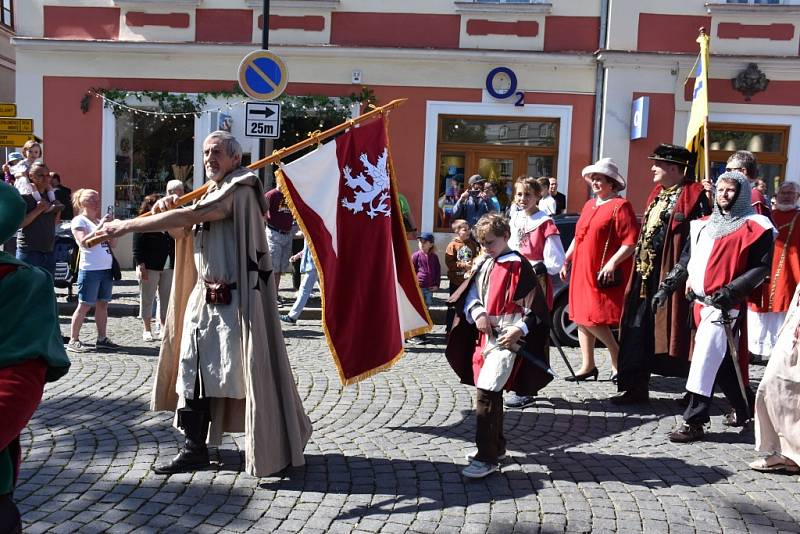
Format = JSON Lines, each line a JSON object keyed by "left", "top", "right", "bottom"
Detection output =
{"left": 237, "top": 50, "right": 288, "bottom": 101}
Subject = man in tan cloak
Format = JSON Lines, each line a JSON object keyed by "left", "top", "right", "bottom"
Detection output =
{"left": 103, "top": 131, "right": 311, "bottom": 476}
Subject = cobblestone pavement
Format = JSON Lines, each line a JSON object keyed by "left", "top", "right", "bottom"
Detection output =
{"left": 18, "top": 280, "right": 800, "bottom": 533}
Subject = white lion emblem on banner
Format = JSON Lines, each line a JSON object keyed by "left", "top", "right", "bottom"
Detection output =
{"left": 340, "top": 148, "right": 391, "bottom": 218}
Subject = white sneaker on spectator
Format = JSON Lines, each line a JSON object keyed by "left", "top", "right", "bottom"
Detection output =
{"left": 143, "top": 331, "right": 154, "bottom": 342}
{"left": 65, "top": 339, "right": 88, "bottom": 353}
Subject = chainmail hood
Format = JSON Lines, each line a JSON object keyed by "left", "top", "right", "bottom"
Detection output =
{"left": 706, "top": 171, "right": 755, "bottom": 239}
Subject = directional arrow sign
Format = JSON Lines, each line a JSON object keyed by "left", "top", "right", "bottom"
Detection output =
{"left": 245, "top": 101, "right": 281, "bottom": 139}
{"left": 249, "top": 107, "right": 275, "bottom": 119}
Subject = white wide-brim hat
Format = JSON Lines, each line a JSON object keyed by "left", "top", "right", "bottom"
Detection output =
{"left": 581, "top": 157, "right": 626, "bottom": 191}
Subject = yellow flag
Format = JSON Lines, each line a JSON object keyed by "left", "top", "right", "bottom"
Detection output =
{"left": 685, "top": 30, "right": 710, "bottom": 182}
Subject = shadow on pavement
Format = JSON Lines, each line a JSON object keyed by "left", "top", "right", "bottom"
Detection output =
{"left": 259, "top": 448, "right": 730, "bottom": 523}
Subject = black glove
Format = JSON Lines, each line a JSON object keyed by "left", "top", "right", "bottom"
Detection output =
{"left": 532, "top": 262, "right": 547, "bottom": 276}
{"left": 651, "top": 289, "right": 669, "bottom": 313}
{"left": 709, "top": 285, "right": 736, "bottom": 311}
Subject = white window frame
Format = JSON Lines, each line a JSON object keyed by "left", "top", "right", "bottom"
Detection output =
{"left": 422, "top": 100, "right": 572, "bottom": 233}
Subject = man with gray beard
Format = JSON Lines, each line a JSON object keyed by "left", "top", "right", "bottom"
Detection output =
{"left": 102, "top": 131, "right": 311, "bottom": 476}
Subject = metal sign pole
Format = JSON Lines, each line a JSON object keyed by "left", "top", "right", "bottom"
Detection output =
{"left": 259, "top": 0, "right": 271, "bottom": 187}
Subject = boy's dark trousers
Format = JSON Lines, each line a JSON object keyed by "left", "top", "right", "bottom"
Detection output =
{"left": 475, "top": 388, "right": 505, "bottom": 463}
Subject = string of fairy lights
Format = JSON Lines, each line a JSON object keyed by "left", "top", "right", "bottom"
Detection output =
{"left": 87, "top": 90, "right": 357, "bottom": 120}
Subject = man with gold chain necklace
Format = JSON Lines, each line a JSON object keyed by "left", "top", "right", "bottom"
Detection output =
{"left": 610, "top": 144, "right": 710, "bottom": 405}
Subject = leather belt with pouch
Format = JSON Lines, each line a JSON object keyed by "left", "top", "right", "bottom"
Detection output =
{"left": 204, "top": 281, "right": 236, "bottom": 305}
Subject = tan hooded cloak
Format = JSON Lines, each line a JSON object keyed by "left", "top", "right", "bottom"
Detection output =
{"left": 150, "top": 168, "right": 312, "bottom": 477}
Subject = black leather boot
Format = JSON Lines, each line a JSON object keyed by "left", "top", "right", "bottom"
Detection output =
{"left": 153, "top": 408, "right": 210, "bottom": 474}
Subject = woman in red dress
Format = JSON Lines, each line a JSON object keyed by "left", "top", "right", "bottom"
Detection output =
{"left": 560, "top": 158, "right": 638, "bottom": 381}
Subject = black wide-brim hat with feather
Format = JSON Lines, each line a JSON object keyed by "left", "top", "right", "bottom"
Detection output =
{"left": 648, "top": 144, "right": 694, "bottom": 167}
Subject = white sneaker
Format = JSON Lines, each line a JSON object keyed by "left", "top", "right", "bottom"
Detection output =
{"left": 65, "top": 339, "right": 88, "bottom": 353}
{"left": 465, "top": 450, "right": 507, "bottom": 462}
{"left": 142, "top": 331, "right": 154, "bottom": 342}
{"left": 462, "top": 459, "right": 499, "bottom": 479}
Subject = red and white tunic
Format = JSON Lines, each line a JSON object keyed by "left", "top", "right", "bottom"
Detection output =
{"left": 463, "top": 252, "right": 534, "bottom": 392}
{"left": 747, "top": 207, "right": 800, "bottom": 356}
{"left": 686, "top": 214, "right": 774, "bottom": 397}
{"left": 508, "top": 209, "right": 565, "bottom": 308}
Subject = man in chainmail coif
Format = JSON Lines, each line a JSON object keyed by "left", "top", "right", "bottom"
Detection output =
{"left": 652, "top": 171, "right": 775, "bottom": 443}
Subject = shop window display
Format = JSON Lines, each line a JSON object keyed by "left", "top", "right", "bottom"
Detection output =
{"left": 114, "top": 110, "right": 194, "bottom": 219}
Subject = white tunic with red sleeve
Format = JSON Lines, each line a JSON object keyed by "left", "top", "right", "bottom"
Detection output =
{"left": 686, "top": 214, "right": 773, "bottom": 396}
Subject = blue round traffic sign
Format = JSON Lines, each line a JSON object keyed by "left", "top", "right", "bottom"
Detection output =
{"left": 238, "top": 50, "right": 289, "bottom": 101}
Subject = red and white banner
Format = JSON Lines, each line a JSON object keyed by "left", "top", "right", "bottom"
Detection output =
{"left": 277, "top": 118, "right": 431, "bottom": 385}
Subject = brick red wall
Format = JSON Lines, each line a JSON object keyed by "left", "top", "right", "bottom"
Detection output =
{"left": 637, "top": 14, "right": 711, "bottom": 53}
{"left": 544, "top": 16, "right": 600, "bottom": 52}
{"left": 195, "top": 9, "right": 252, "bottom": 43}
{"left": 44, "top": 6, "right": 120, "bottom": 40}
{"left": 626, "top": 93, "right": 675, "bottom": 213}
{"left": 330, "top": 13, "right": 460, "bottom": 48}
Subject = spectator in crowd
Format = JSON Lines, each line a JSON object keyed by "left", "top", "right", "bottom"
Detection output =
{"left": 536, "top": 177, "right": 558, "bottom": 216}
{"left": 398, "top": 192, "right": 417, "bottom": 236}
{"left": 445, "top": 213, "right": 551, "bottom": 479}
{"left": 445, "top": 219, "right": 480, "bottom": 332}
{"left": 561, "top": 158, "right": 638, "bottom": 382}
{"left": 11, "top": 140, "right": 42, "bottom": 177}
{"left": 166, "top": 179, "right": 185, "bottom": 198}
{"left": 133, "top": 194, "right": 175, "bottom": 342}
{"left": 409, "top": 232, "right": 441, "bottom": 344}
{"left": 612, "top": 144, "right": 710, "bottom": 405}
{"left": 750, "top": 283, "right": 800, "bottom": 475}
{"left": 654, "top": 171, "right": 772, "bottom": 442}
{"left": 50, "top": 172, "right": 73, "bottom": 219}
{"left": 484, "top": 182, "right": 502, "bottom": 212}
{"left": 747, "top": 181, "right": 800, "bottom": 363}
{"left": 1, "top": 154, "right": 24, "bottom": 254}
{"left": 0, "top": 181, "right": 70, "bottom": 533}
{"left": 505, "top": 175, "right": 565, "bottom": 408}
{"left": 264, "top": 186, "right": 295, "bottom": 297}
{"left": 453, "top": 174, "right": 494, "bottom": 226}
{"left": 754, "top": 178, "right": 768, "bottom": 196}
{"left": 2, "top": 152, "right": 23, "bottom": 184}
{"left": 66, "top": 188, "right": 119, "bottom": 353}
{"left": 438, "top": 177, "right": 461, "bottom": 229}
{"left": 280, "top": 239, "right": 318, "bottom": 325}
{"left": 16, "top": 162, "right": 61, "bottom": 275}
{"left": 728, "top": 150, "right": 771, "bottom": 217}
{"left": 549, "top": 177, "right": 566, "bottom": 214}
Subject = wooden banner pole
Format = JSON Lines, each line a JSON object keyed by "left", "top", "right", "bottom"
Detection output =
{"left": 84, "top": 98, "right": 407, "bottom": 248}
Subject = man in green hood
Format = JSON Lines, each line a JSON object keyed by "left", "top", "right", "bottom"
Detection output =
{"left": 0, "top": 182, "right": 70, "bottom": 532}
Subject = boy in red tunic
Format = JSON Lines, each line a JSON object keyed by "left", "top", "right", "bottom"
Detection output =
{"left": 654, "top": 171, "right": 774, "bottom": 442}
{"left": 446, "top": 213, "right": 552, "bottom": 478}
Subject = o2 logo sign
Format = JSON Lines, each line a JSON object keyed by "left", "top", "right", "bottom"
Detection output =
{"left": 485, "top": 67, "right": 524, "bottom": 107}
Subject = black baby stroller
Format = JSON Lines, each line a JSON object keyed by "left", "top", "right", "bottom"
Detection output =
{"left": 53, "top": 221, "right": 79, "bottom": 301}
